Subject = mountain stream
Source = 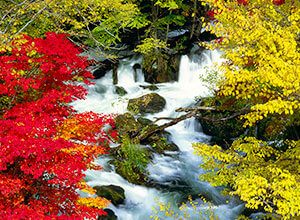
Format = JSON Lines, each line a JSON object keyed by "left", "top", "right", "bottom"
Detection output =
{"left": 72, "top": 50, "right": 245, "bottom": 220}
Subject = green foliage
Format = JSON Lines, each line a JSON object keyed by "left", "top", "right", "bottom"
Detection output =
{"left": 199, "top": 65, "right": 224, "bottom": 93}
{"left": 135, "top": 37, "right": 168, "bottom": 55}
{"left": 114, "top": 138, "right": 150, "bottom": 184}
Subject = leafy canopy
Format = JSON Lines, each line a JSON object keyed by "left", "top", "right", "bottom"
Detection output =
{"left": 0, "top": 0, "right": 140, "bottom": 48}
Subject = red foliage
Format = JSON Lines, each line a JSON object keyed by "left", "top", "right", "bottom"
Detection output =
{"left": 0, "top": 33, "right": 117, "bottom": 219}
{"left": 237, "top": 0, "right": 248, "bottom": 6}
{"left": 273, "top": 0, "right": 285, "bottom": 5}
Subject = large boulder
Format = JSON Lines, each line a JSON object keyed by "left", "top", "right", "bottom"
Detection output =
{"left": 114, "top": 113, "right": 141, "bottom": 138}
{"left": 127, "top": 93, "right": 166, "bottom": 114}
{"left": 93, "top": 185, "right": 125, "bottom": 206}
{"left": 196, "top": 98, "right": 245, "bottom": 149}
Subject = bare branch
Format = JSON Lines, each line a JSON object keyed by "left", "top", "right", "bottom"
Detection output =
{"left": 176, "top": 106, "right": 217, "bottom": 112}
{"left": 133, "top": 106, "right": 252, "bottom": 141}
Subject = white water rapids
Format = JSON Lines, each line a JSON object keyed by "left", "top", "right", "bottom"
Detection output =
{"left": 72, "top": 50, "right": 245, "bottom": 219}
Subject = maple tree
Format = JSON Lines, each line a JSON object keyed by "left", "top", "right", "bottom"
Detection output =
{"left": 0, "top": 32, "right": 117, "bottom": 218}
{"left": 193, "top": 0, "right": 299, "bottom": 219}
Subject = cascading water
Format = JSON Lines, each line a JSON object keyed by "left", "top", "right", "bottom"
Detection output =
{"left": 72, "top": 49, "right": 245, "bottom": 219}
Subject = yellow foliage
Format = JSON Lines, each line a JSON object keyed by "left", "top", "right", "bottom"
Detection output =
{"left": 196, "top": 3, "right": 300, "bottom": 217}
{"left": 193, "top": 138, "right": 300, "bottom": 219}
{"left": 150, "top": 196, "right": 220, "bottom": 220}
{"left": 201, "top": 0, "right": 300, "bottom": 126}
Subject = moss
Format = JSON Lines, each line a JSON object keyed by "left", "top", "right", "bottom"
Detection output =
{"left": 93, "top": 185, "right": 125, "bottom": 206}
{"left": 114, "top": 113, "right": 141, "bottom": 138}
{"left": 114, "top": 86, "right": 127, "bottom": 96}
{"left": 127, "top": 93, "right": 166, "bottom": 114}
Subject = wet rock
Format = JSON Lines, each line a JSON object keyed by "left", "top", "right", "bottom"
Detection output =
{"left": 133, "top": 63, "right": 141, "bottom": 71}
{"left": 165, "top": 143, "right": 179, "bottom": 152}
{"left": 143, "top": 54, "right": 180, "bottom": 83}
{"left": 196, "top": 98, "right": 245, "bottom": 149}
{"left": 94, "top": 185, "right": 125, "bottom": 206}
{"left": 139, "top": 84, "right": 159, "bottom": 91}
{"left": 114, "top": 86, "right": 127, "bottom": 96}
{"left": 114, "top": 113, "right": 141, "bottom": 138}
{"left": 127, "top": 93, "right": 166, "bottom": 114}
{"left": 98, "top": 209, "right": 118, "bottom": 220}
{"left": 93, "top": 60, "right": 119, "bottom": 79}
{"left": 137, "top": 117, "right": 153, "bottom": 127}
{"left": 133, "top": 63, "right": 141, "bottom": 82}
{"left": 197, "top": 113, "right": 244, "bottom": 149}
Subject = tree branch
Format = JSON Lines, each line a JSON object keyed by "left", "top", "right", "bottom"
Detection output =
{"left": 134, "top": 106, "right": 251, "bottom": 141}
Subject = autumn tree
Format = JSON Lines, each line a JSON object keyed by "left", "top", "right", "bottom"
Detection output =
{"left": 0, "top": 33, "right": 117, "bottom": 218}
{"left": 194, "top": 0, "right": 299, "bottom": 219}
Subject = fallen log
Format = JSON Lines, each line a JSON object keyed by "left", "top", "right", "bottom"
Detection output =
{"left": 134, "top": 106, "right": 251, "bottom": 142}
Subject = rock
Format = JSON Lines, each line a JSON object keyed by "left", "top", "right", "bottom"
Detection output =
{"left": 127, "top": 93, "right": 166, "bottom": 114}
{"left": 133, "top": 63, "right": 141, "bottom": 82}
{"left": 114, "top": 113, "right": 141, "bottom": 138}
{"left": 139, "top": 84, "right": 159, "bottom": 91}
{"left": 93, "top": 60, "right": 119, "bottom": 79}
{"left": 133, "top": 63, "right": 141, "bottom": 71}
{"left": 165, "top": 143, "right": 179, "bottom": 152}
{"left": 93, "top": 185, "right": 125, "bottom": 206}
{"left": 137, "top": 117, "right": 153, "bottom": 127}
{"left": 112, "top": 65, "right": 118, "bottom": 85}
{"left": 113, "top": 155, "right": 149, "bottom": 185}
{"left": 114, "top": 86, "right": 127, "bottom": 96}
{"left": 98, "top": 209, "right": 118, "bottom": 220}
{"left": 143, "top": 54, "right": 181, "bottom": 83}
{"left": 197, "top": 114, "right": 244, "bottom": 149}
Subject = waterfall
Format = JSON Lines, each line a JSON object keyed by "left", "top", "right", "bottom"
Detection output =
{"left": 72, "top": 50, "right": 245, "bottom": 219}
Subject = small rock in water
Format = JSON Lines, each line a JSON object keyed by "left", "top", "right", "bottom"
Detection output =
{"left": 114, "top": 86, "right": 127, "bottom": 96}
{"left": 139, "top": 84, "right": 159, "bottom": 91}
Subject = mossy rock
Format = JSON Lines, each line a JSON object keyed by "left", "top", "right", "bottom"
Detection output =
{"left": 113, "top": 160, "right": 148, "bottom": 185}
{"left": 114, "top": 86, "right": 127, "bottom": 96}
{"left": 127, "top": 93, "right": 166, "bottom": 114}
{"left": 164, "top": 143, "right": 179, "bottom": 152}
{"left": 137, "top": 117, "right": 153, "bottom": 127}
{"left": 143, "top": 54, "right": 180, "bottom": 83}
{"left": 93, "top": 185, "right": 125, "bottom": 206}
{"left": 150, "top": 139, "right": 179, "bottom": 154}
{"left": 98, "top": 209, "right": 118, "bottom": 220}
{"left": 139, "top": 84, "right": 159, "bottom": 91}
{"left": 114, "top": 113, "right": 142, "bottom": 138}
{"left": 197, "top": 113, "right": 244, "bottom": 148}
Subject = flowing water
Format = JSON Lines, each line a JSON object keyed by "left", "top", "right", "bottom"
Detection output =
{"left": 73, "top": 50, "right": 245, "bottom": 219}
